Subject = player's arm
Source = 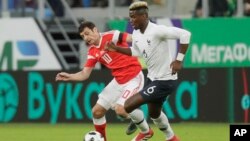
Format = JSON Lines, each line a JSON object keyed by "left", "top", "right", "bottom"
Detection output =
{"left": 105, "top": 41, "right": 132, "bottom": 56}
{"left": 161, "top": 25, "right": 191, "bottom": 53}
{"left": 107, "top": 31, "right": 133, "bottom": 55}
{"left": 113, "top": 30, "right": 132, "bottom": 44}
{"left": 173, "top": 27, "right": 190, "bottom": 56}
{"left": 160, "top": 26, "right": 191, "bottom": 74}
{"left": 55, "top": 67, "right": 93, "bottom": 81}
{"left": 171, "top": 43, "right": 189, "bottom": 74}
{"left": 117, "top": 30, "right": 132, "bottom": 43}
{"left": 172, "top": 27, "right": 191, "bottom": 61}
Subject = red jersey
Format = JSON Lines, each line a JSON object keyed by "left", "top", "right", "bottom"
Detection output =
{"left": 84, "top": 30, "right": 142, "bottom": 84}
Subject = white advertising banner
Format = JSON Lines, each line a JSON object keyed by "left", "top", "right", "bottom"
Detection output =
{"left": 0, "top": 18, "right": 62, "bottom": 70}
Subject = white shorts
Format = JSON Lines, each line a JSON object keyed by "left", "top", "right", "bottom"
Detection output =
{"left": 97, "top": 71, "right": 144, "bottom": 110}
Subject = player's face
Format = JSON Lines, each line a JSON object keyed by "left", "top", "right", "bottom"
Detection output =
{"left": 129, "top": 11, "right": 144, "bottom": 30}
{"left": 80, "top": 27, "right": 99, "bottom": 45}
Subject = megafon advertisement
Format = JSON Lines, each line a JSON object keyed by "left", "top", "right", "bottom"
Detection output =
{"left": 108, "top": 18, "right": 250, "bottom": 68}
{"left": 181, "top": 18, "right": 250, "bottom": 68}
{"left": 0, "top": 18, "right": 61, "bottom": 70}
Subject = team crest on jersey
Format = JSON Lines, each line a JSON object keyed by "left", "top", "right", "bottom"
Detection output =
{"left": 95, "top": 50, "right": 106, "bottom": 58}
{"left": 100, "top": 50, "right": 106, "bottom": 56}
{"left": 147, "top": 39, "right": 151, "bottom": 46}
{"left": 143, "top": 50, "right": 148, "bottom": 58}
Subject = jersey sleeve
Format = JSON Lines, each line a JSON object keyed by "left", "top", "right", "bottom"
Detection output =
{"left": 158, "top": 25, "right": 191, "bottom": 44}
{"left": 84, "top": 51, "right": 97, "bottom": 67}
{"left": 111, "top": 30, "right": 129, "bottom": 47}
{"left": 111, "top": 30, "right": 120, "bottom": 44}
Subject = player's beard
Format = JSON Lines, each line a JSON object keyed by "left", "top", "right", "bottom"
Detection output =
{"left": 87, "top": 38, "right": 96, "bottom": 45}
{"left": 133, "top": 26, "right": 139, "bottom": 30}
{"left": 131, "top": 23, "right": 139, "bottom": 30}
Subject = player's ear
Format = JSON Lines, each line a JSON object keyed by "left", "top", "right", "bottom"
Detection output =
{"left": 93, "top": 27, "right": 98, "bottom": 33}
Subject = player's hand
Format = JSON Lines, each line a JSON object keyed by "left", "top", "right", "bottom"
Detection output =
{"left": 55, "top": 72, "right": 71, "bottom": 81}
{"left": 105, "top": 42, "right": 117, "bottom": 51}
{"left": 170, "top": 60, "right": 182, "bottom": 75}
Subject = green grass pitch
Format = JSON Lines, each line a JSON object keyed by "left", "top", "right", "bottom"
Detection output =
{"left": 0, "top": 122, "right": 228, "bottom": 141}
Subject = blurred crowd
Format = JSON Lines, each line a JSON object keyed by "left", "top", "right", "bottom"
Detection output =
{"left": 1, "top": 0, "right": 250, "bottom": 17}
{"left": 193, "top": 0, "right": 250, "bottom": 17}
{"left": 0, "top": 0, "right": 165, "bottom": 17}
{"left": 66, "top": 0, "right": 164, "bottom": 7}
{"left": 244, "top": 0, "right": 250, "bottom": 16}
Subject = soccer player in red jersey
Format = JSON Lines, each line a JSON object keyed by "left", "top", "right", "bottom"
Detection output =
{"left": 55, "top": 21, "right": 152, "bottom": 141}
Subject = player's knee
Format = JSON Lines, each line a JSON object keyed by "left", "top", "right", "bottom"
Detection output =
{"left": 124, "top": 101, "right": 132, "bottom": 113}
{"left": 149, "top": 110, "right": 161, "bottom": 119}
{"left": 149, "top": 113, "right": 158, "bottom": 119}
{"left": 92, "top": 108, "right": 105, "bottom": 118}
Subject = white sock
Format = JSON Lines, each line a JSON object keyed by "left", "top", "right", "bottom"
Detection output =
{"left": 129, "top": 109, "right": 149, "bottom": 133}
{"left": 151, "top": 111, "right": 174, "bottom": 140}
{"left": 93, "top": 116, "right": 106, "bottom": 125}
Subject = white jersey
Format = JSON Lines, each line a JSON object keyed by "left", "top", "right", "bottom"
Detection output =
{"left": 131, "top": 22, "right": 191, "bottom": 81}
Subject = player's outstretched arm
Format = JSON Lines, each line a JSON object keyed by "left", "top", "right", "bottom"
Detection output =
{"left": 55, "top": 67, "right": 93, "bottom": 81}
{"left": 105, "top": 42, "right": 132, "bottom": 56}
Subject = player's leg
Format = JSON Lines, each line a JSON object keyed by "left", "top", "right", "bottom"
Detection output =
{"left": 126, "top": 120, "right": 137, "bottom": 135}
{"left": 123, "top": 93, "right": 154, "bottom": 141}
{"left": 123, "top": 88, "right": 154, "bottom": 140}
{"left": 124, "top": 93, "right": 146, "bottom": 113}
{"left": 115, "top": 71, "right": 144, "bottom": 135}
{"left": 123, "top": 77, "right": 150, "bottom": 135}
{"left": 114, "top": 104, "right": 137, "bottom": 135}
{"left": 93, "top": 78, "right": 122, "bottom": 141}
{"left": 123, "top": 72, "right": 147, "bottom": 114}
{"left": 147, "top": 79, "right": 179, "bottom": 141}
{"left": 148, "top": 103, "right": 178, "bottom": 141}
{"left": 116, "top": 72, "right": 153, "bottom": 139}
{"left": 92, "top": 103, "right": 108, "bottom": 141}
{"left": 115, "top": 71, "right": 144, "bottom": 115}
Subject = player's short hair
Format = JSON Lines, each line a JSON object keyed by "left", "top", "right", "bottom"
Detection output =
{"left": 129, "top": 1, "right": 148, "bottom": 15}
{"left": 78, "top": 20, "right": 96, "bottom": 33}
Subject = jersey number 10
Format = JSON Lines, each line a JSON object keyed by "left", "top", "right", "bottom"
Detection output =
{"left": 101, "top": 54, "right": 112, "bottom": 64}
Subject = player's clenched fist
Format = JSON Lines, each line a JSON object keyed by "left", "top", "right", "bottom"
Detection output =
{"left": 170, "top": 60, "right": 183, "bottom": 75}
{"left": 105, "top": 41, "right": 117, "bottom": 51}
{"left": 55, "top": 72, "right": 71, "bottom": 81}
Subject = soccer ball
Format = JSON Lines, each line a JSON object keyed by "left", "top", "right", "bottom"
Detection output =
{"left": 84, "top": 131, "right": 104, "bottom": 141}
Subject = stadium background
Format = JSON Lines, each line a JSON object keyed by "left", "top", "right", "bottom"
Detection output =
{"left": 0, "top": 0, "right": 250, "bottom": 141}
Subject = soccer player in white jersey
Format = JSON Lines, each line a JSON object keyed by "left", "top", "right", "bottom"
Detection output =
{"left": 55, "top": 21, "right": 151, "bottom": 141}
{"left": 105, "top": 1, "right": 191, "bottom": 141}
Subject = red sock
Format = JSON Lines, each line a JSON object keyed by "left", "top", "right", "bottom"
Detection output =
{"left": 94, "top": 123, "right": 107, "bottom": 141}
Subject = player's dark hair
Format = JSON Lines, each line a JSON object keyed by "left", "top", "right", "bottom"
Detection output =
{"left": 78, "top": 21, "right": 96, "bottom": 33}
{"left": 130, "top": 7, "right": 148, "bottom": 15}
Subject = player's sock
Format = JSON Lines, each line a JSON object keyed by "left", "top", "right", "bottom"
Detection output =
{"left": 151, "top": 111, "right": 174, "bottom": 140}
{"left": 93, "top": 116, "right": 107, "bottom": 141}
{"left": 129, "top": 109, "right": 150, "bottom": 133}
